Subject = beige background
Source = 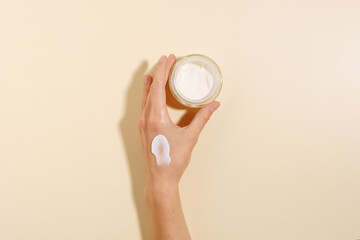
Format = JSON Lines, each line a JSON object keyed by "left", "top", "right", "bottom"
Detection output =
{"left": 1, "top": 0, "right": 360, "bottom": 239}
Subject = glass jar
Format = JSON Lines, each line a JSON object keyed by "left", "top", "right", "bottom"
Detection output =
{"left": 169, "top": 54, "right": 223, "bottom": 108}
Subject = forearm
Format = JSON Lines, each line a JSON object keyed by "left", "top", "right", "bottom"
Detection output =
{"left": 145, "top": 181, "right": 191, "bottom": 240}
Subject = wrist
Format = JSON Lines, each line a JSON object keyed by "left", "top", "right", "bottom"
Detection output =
{"left": 144, "top": 179, "right": 179, "bottom": 206}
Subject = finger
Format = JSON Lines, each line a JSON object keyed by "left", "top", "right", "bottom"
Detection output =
{"left": 142, "top": 75, "right": 153, "bottom": 110}
{"left": 187, "top": 101, "right": 220, "bottom": 138}
{"left": 150, "top": 54, "right": 176, "bottom": 112}
{"left": 166, "top": 54, "right": 176, "bottom": 77}
{"left": 150, "top": 55, "right": 168, "bottom": 109}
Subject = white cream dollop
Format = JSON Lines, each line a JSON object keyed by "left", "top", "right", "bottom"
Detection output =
{"left": 174, "top": 63, "right": 214, "bottom": 100}
{"left": 151, "top": 134, "right": 171, "bottom": 166}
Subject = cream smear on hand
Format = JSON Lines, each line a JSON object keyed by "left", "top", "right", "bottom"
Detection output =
{"left": 151, "top": 135, "right": 171, "bottom": 166}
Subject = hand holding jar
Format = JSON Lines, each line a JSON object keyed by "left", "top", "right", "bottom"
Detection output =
{"left": 138, "top": 54, "right": 221, "bottom": 240}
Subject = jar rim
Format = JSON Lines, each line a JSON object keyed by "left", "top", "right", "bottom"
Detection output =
{"left": 169, "top": 54, "right": 223, "bottom": 108}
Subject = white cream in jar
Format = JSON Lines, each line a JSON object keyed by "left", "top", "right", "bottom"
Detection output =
{"left": 169, "top": 54, "right": 222, "bottom": 108}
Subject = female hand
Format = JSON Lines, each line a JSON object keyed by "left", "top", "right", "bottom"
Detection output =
{"left": 138, "top": 54, "right": 220, "bottom": 240}
{"left": 139, "top": 54, "right": 220, "bottom": 190}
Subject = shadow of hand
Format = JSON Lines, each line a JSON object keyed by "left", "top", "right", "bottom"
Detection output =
{"left": 119, "top": 61, "right": 151, "bottom": 240}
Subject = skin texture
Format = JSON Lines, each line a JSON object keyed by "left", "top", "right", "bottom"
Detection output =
{"left": 139, "top": 54, "right": 220, "bottom": 240}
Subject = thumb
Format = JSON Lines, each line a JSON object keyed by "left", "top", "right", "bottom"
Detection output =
{"left": 187, "top": 101, "right": 220, "bottom": 138}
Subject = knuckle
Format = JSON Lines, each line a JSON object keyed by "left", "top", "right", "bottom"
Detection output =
{"left": 151, "top": 83, "right": 163, "bottom": 92}
{"left": 148, "top": 115, "right": 162, "bottom": 131}
{"left": 201, "top": 111, "right": 211, "bottom": 124}
{"left": 138, "top": 116, "right": 146, "bottom": 131}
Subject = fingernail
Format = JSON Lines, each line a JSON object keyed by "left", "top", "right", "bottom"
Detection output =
{"left": 168, "top": 54, "right": 175, "bottom": 61}
{"left": 210, "top": 102, "right": 220, "bottom": 112}
{"left": 159, "top": 55, "right": 166, "bottom": 63}
{"left": 144, "top": 76, "right": 150, "bottom": 84}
